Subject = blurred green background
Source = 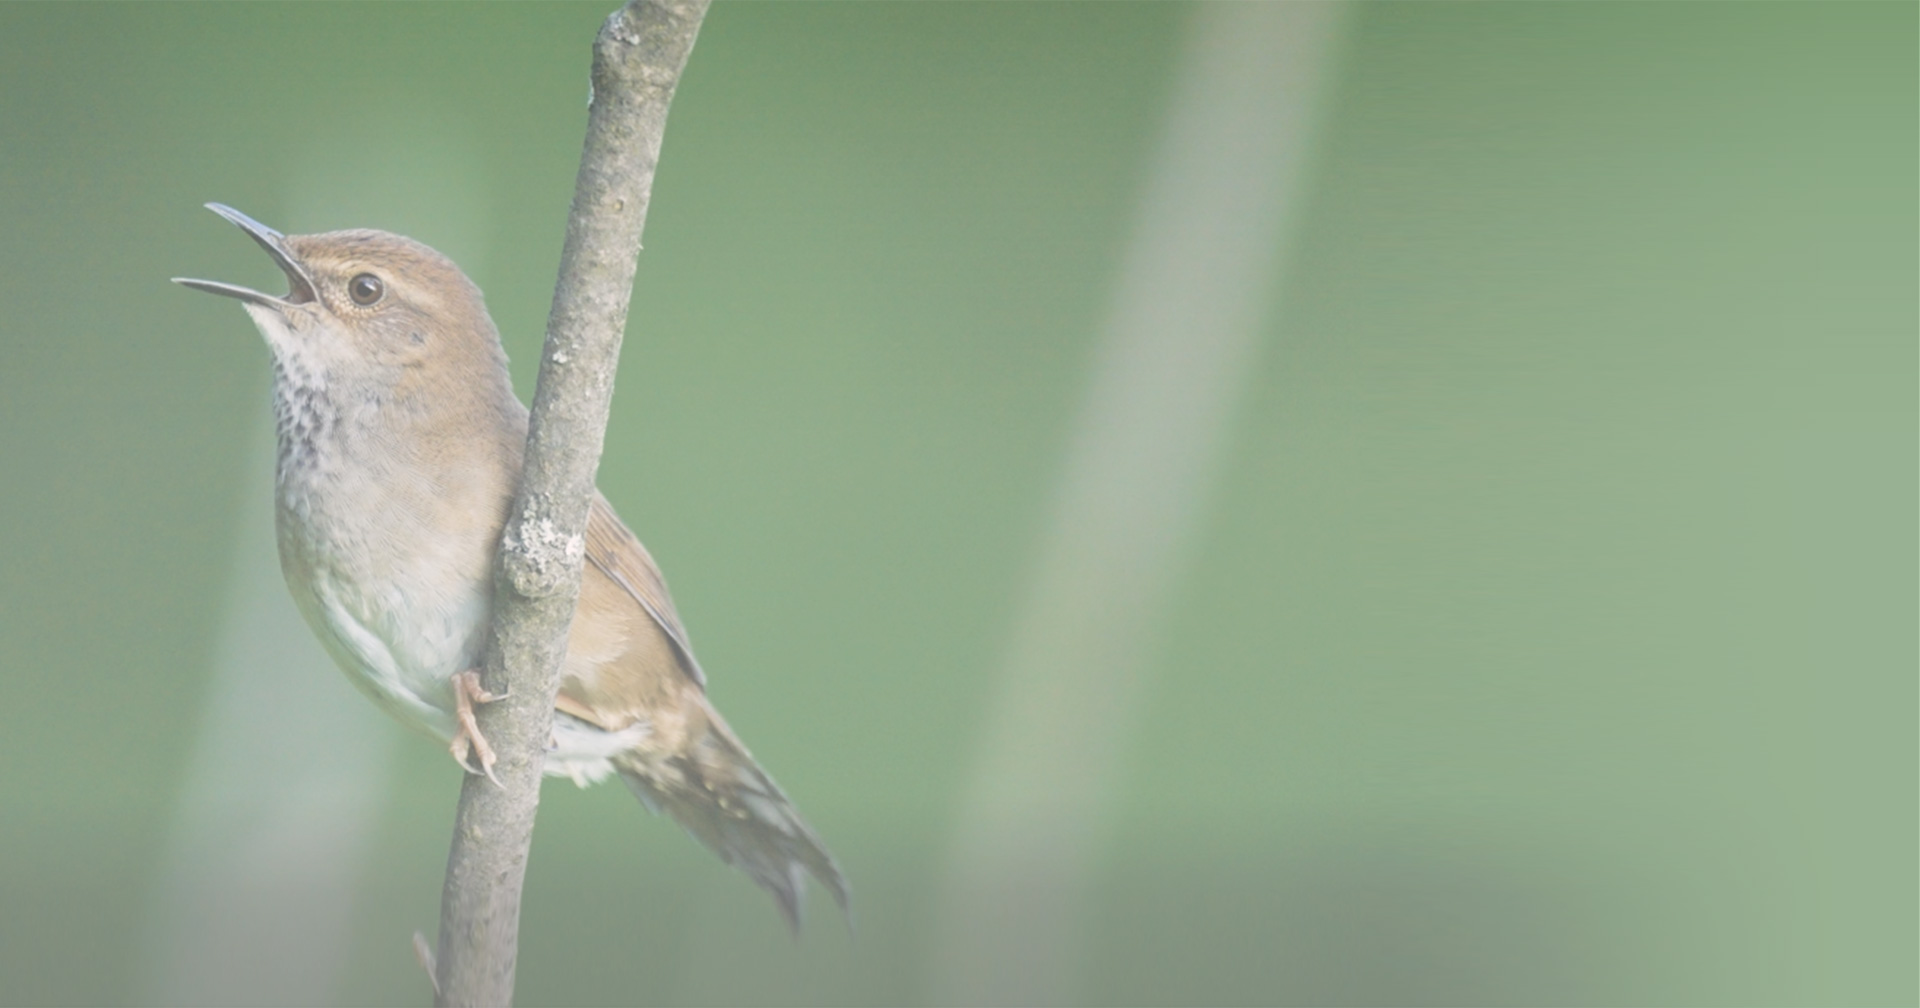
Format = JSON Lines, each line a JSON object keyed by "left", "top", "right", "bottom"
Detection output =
{"left": 0, "top": 2, "right": 1912, "bottom": 1005}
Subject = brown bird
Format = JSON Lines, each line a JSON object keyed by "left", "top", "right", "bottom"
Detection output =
{"left": 175, "top": 203, "right": 846, "bottom": 930}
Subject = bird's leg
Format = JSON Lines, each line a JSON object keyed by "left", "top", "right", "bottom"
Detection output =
{"left": 449, "top": 669, "right": 505, "bottom": 787}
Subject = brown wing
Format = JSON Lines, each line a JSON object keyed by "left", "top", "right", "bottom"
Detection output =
{"left": 566, "top": 496, "right": 851, "bottom": 928}
{"left": 582, "top": 493, "right": 705, "bottom": 688}
{"left": 553, "top": 494, "right": 708, "bottom": 738}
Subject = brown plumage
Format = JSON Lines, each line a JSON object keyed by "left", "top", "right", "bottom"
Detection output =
{"left": 570, "top": 495, "right": 848, "bottom": 928}
{"left": 175, "top": 204, "right": 846, "bottom": 930}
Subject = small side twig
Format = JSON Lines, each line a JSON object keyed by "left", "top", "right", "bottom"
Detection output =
{"left": 431, "top": 2, "right": 709, "bottom": 1005}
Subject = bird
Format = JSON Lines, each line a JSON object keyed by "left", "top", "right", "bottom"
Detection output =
{"left": 175, "top": 202, "right": 846, "bottom": 930}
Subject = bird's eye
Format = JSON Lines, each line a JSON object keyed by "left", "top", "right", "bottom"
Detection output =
{"left": 348, "top": 273, "right": 384, "bottom": 306}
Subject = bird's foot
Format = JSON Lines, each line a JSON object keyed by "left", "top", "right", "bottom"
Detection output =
{"left": 449, "top": 669, "right": 505, "bottom": 787}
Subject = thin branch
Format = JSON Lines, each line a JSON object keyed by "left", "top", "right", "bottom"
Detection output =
{"left": 432, "top": 2, "right": 710, "bottom": 1005}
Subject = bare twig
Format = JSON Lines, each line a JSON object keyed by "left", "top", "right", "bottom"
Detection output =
{"left": 432, "top": 2, "right": 709, "bottom": 1005}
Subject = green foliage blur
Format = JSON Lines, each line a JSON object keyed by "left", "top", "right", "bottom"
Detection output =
{"left": 0, "top": 3, "right": 1911, "bottom": 1005}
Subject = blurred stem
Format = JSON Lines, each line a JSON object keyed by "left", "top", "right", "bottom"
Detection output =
{"left": 431, "top": 2, "right": 708, "bottom": 1005}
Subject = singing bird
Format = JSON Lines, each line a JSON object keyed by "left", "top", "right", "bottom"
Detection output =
{"left": 176, "top": 203, "right": 846, "bottom": 929}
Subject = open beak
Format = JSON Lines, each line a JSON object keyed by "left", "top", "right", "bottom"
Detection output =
{"left": 172, "top": 203, "right": 319, "bottom": 309}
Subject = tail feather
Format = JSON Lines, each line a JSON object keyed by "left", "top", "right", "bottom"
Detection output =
{"left": 616, "top": 721, "right": 848, "bottom": 932}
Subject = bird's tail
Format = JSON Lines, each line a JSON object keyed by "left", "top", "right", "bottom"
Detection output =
{"left": 614, "top": 708, "right": 848, "bottom": 932}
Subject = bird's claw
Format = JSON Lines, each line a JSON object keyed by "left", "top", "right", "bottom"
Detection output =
{"left": 450, "top": 669, "right": 504, "bottom": 787}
